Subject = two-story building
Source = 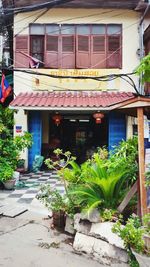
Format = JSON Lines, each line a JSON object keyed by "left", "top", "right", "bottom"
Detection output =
{"left": 4, "top": 0, "right": 150, "bottom": 169}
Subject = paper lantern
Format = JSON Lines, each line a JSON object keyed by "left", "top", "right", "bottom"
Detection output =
{"left": 52, "top": 114, "right": 62, "bottom": 126}
{"left": 93, "top": 112, "right": 104, "bottom": 124}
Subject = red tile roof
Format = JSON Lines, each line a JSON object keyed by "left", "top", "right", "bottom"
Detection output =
{"left": 10, "top": 91, "right": 135, "bottom": 109}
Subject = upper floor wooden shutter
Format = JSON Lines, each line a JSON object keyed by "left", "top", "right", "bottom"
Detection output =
{"left": 91, "top": 35, "right": 106, "bottom": 68}
{"left": 61, "top": 35, "right": 75, "bottom": 68}
{"left": 30, "top": 36, "right": 44, "bottom": 62}
{"left": 14, "top": 35, "right": 29, "bottom": 68}
{"left": 107, "top": 35, "right": 121, "bottom": 68}
{"left": 76, "top": 35, "right": 90, "bottom": 68}
{"left": 45, "top": 35, "right": 59, "bottom": 68}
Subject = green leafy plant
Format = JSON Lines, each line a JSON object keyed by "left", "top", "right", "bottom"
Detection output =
{"left": 0, "top": 159, "right": 14, "bottom": 182}
{"left": 135, "top": 53, "right": 150, "bottom": 83}
{"left": 37, "top": 184, "right": 78, "bottom": 218}
{"left": 109, "top": 137, "right": 138, "bottom": 184}
{"left": 0, "top": 106, "right": 33, "bottom": 182}
{"left": 145, "top": 166, "right": 150, "bottom": 188}
{"left": 17, "top": 159, "right": 25, "bottom": 169}
{"left": 101, "top": 209, "right": 117, "bottom": 222}
{"left": 69, "top": 154, "right": 127, "bottom": 212}
{"left": 143, "top": 213, "right": 150, "bottom": 235}
{"left": 112, "top": 217, "right": 144, "bottom": 254}
{"left": 112, "top": 214, "right": 150, "bottom": 267}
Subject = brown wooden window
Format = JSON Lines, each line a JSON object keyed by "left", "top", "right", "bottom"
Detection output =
{"left": 30, "top": 36, "right": 44, "bottom": 62}
{"left": 14, "top": 24, "right": 122, "bottom": 69}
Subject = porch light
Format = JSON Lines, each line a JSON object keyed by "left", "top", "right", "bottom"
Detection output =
{"left": 93, "top": 112, "right": 104, "bottom": 124}
{"left": 52, "top": 114, "right": 62, "bottom": 126}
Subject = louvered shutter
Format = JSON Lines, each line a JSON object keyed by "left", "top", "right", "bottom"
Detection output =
{"left": 61, "top": 35, "right": 75, "bottom": 68}
{"left": 91, "top": 35, "right": 106, "bottom": 68}
{"left": 45, "top": 35, "right": 59, "bottom": 68}
{"left": 14, "top": 35, "right": 29, "bottom": 68}
{"left": 107, "top": 35, "right": 121, "bottom": 68}
{"left": 76, "top": 35, "right": 90, "bottom": 68}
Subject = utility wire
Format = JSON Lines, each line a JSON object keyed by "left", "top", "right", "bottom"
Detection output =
{"left": 2, "top": 0, "right": 75, "bottom": 15}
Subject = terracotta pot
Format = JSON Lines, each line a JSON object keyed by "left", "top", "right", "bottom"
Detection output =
{"left": 53, "top": 210, "right": 66, "bottom": 230}
{"left": 3, "top": 179, "right": 16, "bottom": 190}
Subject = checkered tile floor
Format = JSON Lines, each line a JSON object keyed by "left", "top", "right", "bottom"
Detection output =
{"left": 0, "top": 171, "right": 65, "bottom": 206}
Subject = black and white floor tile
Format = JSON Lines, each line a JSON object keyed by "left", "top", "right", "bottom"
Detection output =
{"left": 0, "top": 171, "right": 65, "bottom": 206}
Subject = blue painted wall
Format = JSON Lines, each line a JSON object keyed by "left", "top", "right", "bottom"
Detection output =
{"left": 28, "top": 111, "right": 42, "bottom": 170}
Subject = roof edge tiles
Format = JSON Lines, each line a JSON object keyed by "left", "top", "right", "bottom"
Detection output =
{"left": 10, "top": 91, "right": 135, "bottom": 109}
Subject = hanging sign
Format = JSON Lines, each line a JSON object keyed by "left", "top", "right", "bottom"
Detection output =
{"left": 16, "top": 126, "right": 22, "bottom": 133}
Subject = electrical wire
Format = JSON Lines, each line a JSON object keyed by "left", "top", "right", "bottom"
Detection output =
{"left": 2, "top": 0, "right": 74, "bottom": 15}
{"left": 1, "top": 9, "right": 129, "bottom": 46}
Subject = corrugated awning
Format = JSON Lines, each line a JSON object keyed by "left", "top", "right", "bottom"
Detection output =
{"left": 10, "top": 91, "right": 135, "bottom": 110}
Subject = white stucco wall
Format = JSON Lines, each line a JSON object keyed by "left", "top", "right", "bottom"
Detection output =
{"left": 14, "top": 110, "right": 28, "bottom": 168}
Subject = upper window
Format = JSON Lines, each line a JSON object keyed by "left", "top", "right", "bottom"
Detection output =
{"left": 29, "top": 24, "right": 122, "bottom": 69}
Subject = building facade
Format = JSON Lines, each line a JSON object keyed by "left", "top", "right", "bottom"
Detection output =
{"left": 8, "top": 0, "right": 150, "bottom": 169}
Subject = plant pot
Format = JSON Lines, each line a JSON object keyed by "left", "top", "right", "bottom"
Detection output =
{"left": 3, "top": 179, "right": 16, "bottom": 190}
{"left": 53, "top": 210, "right": 66, "bottom": 230}
{"left": 132, "top": 249, "right": 150, "bottom": 267}
{"left": 65, "top": 215, "right": 75, "bottom": 235}
{"left": 16, "top": 167, "right": 25, "bottom": 173}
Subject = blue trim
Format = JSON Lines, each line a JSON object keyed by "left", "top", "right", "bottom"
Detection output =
{"left": 108, "top": 112, "right": 126, "bottom": 151}
{"left": 28, "top": 111, "right": 42, "bottom": 170}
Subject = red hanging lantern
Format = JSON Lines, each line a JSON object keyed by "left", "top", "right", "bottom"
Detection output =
{"left": 52, "top": 114, "right": 62, "bottom": 126}
{"left": 93, "top": 112, "right": 104, "bottom": 124}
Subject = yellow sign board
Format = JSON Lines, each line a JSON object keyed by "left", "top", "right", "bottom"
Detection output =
{"left": 32, "top": 69, "right": 120, "bottom": 91}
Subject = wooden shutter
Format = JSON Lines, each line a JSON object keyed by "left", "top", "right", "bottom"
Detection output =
{"left": 107, "top": 35, "right": 121, "bottom": 68}
{"left": 76, "top": 35, "right": 90, "bottom": 68}
{"left": 45, "top": 35, "right": 59, "bottom": 68}
{"left": 15, "top": 35, "right": 29, "bottom": 68}
{"left": 31, "top": 36, "right": 44, "bottom": 62}
{"left": 91, "top": 35, "right": 106, "bottom": 68}
{"left": 61, "top": 35, "right": 75, "bottom": 68}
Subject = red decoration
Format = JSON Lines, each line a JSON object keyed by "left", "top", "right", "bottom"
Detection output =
{"left": 93, "top": 112, "right": 104, "bottom": 124}
{"left": 52, "top": 114, "right": 62, "bottom": 126}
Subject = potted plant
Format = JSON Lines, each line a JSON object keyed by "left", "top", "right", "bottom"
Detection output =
{"left": 0, "top": 106, "right": 33, "bottom": 189}
{"left": 112, "top": 215, "right": 150, "bottom": 267}
{"left": 0, "top": 160, "right": 15, "bottom": 189}
{"left": 37, "top": 185, "right": 67, "bottom": 230}
{"left": 16, "top": 159, "right": 25, "bottom": 173}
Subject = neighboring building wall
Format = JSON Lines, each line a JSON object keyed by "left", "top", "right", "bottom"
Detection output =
{"left": 0, "top": 35, "right": 2, "bottom": 64}
{"left": 13, "top": 8, "right": 140, "bottom": 94}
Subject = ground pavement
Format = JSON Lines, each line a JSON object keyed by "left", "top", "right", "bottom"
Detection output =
{"left": 0, "top": 172, "right": 128, "bottom": 267}
{"left": 0, "top": 171, "right": 64, "bottom": 207}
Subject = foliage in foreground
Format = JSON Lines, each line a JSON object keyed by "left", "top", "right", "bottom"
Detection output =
{"left": 43, "top": 137, "right": 138, "bottom": 216}
{"left": 112, "top": 214, "right": 150, "bottom": 267}
{"left": 135, "top": 53, "right": 150, "bottom": 83}
{"left": 0, "top": 106, "right": 33, "bottom": 181}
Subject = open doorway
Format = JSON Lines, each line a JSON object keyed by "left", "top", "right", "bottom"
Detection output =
{"left": 47, "top": 114, "right": 108, "bottom": 163}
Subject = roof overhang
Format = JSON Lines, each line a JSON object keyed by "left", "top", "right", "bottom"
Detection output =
{"left": 9, "top": 91, "right": 136, "bottom": 111}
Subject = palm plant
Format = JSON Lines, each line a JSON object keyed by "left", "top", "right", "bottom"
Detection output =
{"left": 69, "top": 154, "right": 127, "bottom": 212}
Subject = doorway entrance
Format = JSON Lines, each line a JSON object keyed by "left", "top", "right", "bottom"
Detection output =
{"left": 48, "top": 114, "right": 108, "bottom": 163}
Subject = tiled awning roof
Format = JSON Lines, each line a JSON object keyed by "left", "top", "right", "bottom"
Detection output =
{"left": 10, "top": 91, "right": 135, "bottom": 110}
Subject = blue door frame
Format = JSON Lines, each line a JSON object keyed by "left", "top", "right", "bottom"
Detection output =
{"left": 108, "top": 112, "right": 126, "bottom": 151}
{"left": 28, "top": 111, "right": 42, "bottom": 170}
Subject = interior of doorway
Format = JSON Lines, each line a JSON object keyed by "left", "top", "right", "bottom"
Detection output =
{"left": 48, "top": 113, "right": 108, "bottom": 164}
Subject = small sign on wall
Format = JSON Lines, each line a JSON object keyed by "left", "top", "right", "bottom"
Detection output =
{"left": 16, "top": 126, "right": 22, "bottom": 133}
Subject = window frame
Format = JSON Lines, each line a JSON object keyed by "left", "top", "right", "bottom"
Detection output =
{"left": 29, "top": 23, "right": 122, "bottom": 69}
